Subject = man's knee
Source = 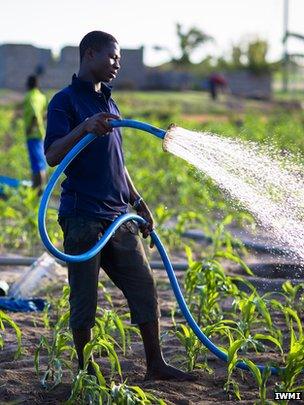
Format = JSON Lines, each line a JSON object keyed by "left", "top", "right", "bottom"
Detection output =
{"left": 69, "top": 292, "right": 97, "bottom": 330}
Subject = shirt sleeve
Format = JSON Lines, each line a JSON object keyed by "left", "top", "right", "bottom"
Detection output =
{"left": 44, "top": 92, "right": 75, "bottom": 153}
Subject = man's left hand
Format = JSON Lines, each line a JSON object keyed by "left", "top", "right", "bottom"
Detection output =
{"left": 135, "top": 200, "right": 155, "bottom": 248}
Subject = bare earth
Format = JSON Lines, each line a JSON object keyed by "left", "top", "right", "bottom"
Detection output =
{"left": 0, "top": 253, "right": 298, "bottom": 405}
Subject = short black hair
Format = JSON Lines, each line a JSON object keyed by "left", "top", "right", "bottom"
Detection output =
{"left": 27, "top": 75, "right": 38, "bottom": 89}
{"left": 79, "top": 31, "right": 118, "bottom": 62}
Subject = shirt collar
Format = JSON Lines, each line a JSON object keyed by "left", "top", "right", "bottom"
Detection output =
{"left": 71, "top": 74, "right": 112, "bottom": 99}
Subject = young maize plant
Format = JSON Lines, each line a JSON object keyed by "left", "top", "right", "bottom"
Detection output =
{"left": 0, "top": 310, "right": 22, "bottom": 359}
{"left": 275, "top": 307, "right": 304, "bottom": 400}
{"left": 82, "top": 335, "right": 122, "bottom": 380}
{"left": 34, "top": 310, "right": 76, "bottom": 389}
{"left": 232, "top": 293, "right": 283, "bottom": 355}
{"left": 67, "top": 337, "right": 166, "bottom": 404}
{"left": 172, "top": 323, "right": 209, "bottom": 372}
{"left": 171, "top": 320, "right": 236, "bottom": 373}
{"left": 68, "top": 368, "right": 166, "bottom": 405}
{"left": 94, "top": 309, "right": 140, "bottom": 356}
{"left": 281, "top": 280, "right": 304, "bottom": 312}
{"left": 224, "top": 337, "right": 275, "bottom": 402}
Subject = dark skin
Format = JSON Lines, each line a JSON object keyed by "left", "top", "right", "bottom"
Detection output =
{"left": 46, "top": 40, "right": 196, "bottom": 382}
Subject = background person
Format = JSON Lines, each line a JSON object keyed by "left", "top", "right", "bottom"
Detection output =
{"left": 208, "top": 72, "right": 228, "bottom": 100}
{"left": 23, "top": 75, "right": 47, "bottom": 193}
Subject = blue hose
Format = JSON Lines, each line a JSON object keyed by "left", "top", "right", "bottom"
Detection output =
{"left": 38, "top": 118, "right": 282, "bottom": 375}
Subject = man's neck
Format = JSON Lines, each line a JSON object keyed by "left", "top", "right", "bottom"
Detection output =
{"left": 77, "top": 68, "right": 101, "bottom": 92}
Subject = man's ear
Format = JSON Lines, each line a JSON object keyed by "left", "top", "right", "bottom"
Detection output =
{"left": 85, "top": 47, "right": 95, "bottom": 60}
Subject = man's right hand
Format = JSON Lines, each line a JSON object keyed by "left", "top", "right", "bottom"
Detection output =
{"left": 84, "top": 112, "right": 120, "bottom": 136}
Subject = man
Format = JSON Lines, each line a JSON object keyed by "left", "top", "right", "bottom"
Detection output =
{"left": 45, "top": 31, "right": 195, "bottom": 381}
{"left": 208, "top": 72, "right": 227, "bottom": 100}
{"left": 24, "top": 75, "right": 47, "bottom": 193}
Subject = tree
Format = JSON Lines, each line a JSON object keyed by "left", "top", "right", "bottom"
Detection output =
{"left": 175, "top": 23, "right": 213, "bottom": 65}
{"left": 247, "top": 39, "right": 269, "bottom": 72}
{"left": 231, "top": 45, "right": 243, "bottom": 68}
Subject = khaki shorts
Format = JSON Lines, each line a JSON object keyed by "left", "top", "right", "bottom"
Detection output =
{"left": 59, "top": 216, "right": 160, "bottom": 330}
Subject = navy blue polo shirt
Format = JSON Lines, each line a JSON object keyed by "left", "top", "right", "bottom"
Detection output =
{"left": 45, "top": 74, "right": 130, "bottom": 220}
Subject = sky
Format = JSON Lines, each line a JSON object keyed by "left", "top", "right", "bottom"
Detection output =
{"left": 1, "top": 0, "right": 304, "bottom": 66}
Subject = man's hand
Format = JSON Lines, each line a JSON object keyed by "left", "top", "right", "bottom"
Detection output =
{"left": 84, "top": 112, "right": 120, "bottom": 136}
{"left": 135, "top": 199, "right": 155, "bottom": 248}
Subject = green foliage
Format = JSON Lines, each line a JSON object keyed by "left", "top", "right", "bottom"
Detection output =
{"left": 34, "top": 311, "right": 76, "bottom": 389}
{"left": 0, "top": 185, "right": 61, "bottom": 255}
{"left": 174, "top": 23, "right": 214, "bottom": 65}
{"left": 219, "top": 39, "right": 274, "bottom": 73}
{"left": 0, "top": 311, "right": 22, "bottom": 359}
{"left": 247, "top": 39, "right": 269, "bottom": 73}
{"left": 1, "top": 91, "right": 304, "bottom": 403}
{"left": 173, "top": 323, "right": 210, "bottom": 372}
{"left": 67, "top": 372, "right": 165, "bottom": 405}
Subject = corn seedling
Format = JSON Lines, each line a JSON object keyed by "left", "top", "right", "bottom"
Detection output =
{"left": 275, "top": 336, "right": 304, "bottom": 403}
{"left": 94, "top": 309, "right": 140, "bottom": 356}
{"left": 67, "top": 366, "right": 166, "bottom": 405}
{"left": 109, "top": 381, "right": 166, "bottom": 404}
{"left": 66, "top": 365, "right": 110, "bottom": 404}
{"left": 172, "top": 324, "right": 209, "bottom": 372}
{"left": 243, "top": 360, "right": 272, "bottom": 405}
{"left": 83, "top": 335, "right": 122, "bottom": 380}
{"left": 224, "top": 338, "right": 247, "bottom": 400}
{"left": 0, "top": 310, "right": 22, "bottom": 359}
{"left": 281, "top": 281, "right": 304, "bottom": 312}
{"left": 34, "top": 311, "right": 76, "bottom": 389}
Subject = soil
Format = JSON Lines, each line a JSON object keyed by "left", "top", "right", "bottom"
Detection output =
{"left": 0, "top": 248, "right": 302, "bottom": 405}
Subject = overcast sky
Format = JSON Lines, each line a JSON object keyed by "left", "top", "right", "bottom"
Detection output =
{"left": 1, "top": 0, "right": 304, "bottom": 65}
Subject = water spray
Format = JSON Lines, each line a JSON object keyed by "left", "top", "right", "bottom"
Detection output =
{"left": 38, "top": 118, "right": 282, "bottom": 375}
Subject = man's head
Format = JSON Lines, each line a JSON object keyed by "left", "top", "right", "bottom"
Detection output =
{"left": 26, "top": 75, "right": 38, "bottom": 90}
{"left": 79, "top": 31, "right": 121, "bottom": 83}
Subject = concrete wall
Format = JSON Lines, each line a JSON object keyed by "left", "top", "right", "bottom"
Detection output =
{"left": 0, "top": 43, "right": 146, "bottom": 91}
{"left": 0, "top": 43, "right": 272, "bottom": 99}
{"left": 113, "top": 47, "right": 146, "bottom": 89}
{"left": 225, "top": 70, "right": 272, "bottom": 100}
{"left": 145, "top": 69, "right": 194, "bottom": 90}
{"left": 0, "top": 44, "right": 53, "bottom": 90}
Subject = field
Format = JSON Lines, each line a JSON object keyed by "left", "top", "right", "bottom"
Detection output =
{"left": 0, "top": 90, "right": 304, "bottom": 404}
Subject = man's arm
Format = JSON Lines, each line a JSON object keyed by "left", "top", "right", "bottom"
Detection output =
{"left": 124, "top": 166, "right": 141, "bottom": 206}
{"left": 125, "top": 167, "right": 155, "bottom": 247}
{"left": 45, "top": 112, "right": 119, "bottom": 167}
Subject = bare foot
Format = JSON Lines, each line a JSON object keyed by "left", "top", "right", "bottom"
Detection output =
{"left": 145, "top": 363, "right": 197, "bottom": 382}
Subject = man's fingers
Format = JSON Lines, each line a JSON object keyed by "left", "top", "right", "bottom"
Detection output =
{"left": 99, "top": 112, "right": 120, "bottom": 120}
{"left": 139, "top": 225, "right": 150, "bottom": 239}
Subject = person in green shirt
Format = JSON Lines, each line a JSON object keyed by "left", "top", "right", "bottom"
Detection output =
{"left": 23, "top": 75, "right": 47, "bottom": 193}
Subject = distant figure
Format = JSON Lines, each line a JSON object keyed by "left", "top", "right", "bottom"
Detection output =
{"left": 208, "top": 73, "right": 227, "bottom": 100}
{"left": 23, "top": 75, "right": 47, "bottom": 193}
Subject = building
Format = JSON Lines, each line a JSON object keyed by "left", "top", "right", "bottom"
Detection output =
{"left": 0, "top": 43, "right": 272, "bottom": 99}
{"left": 0, "top": 43, "right": 147, "bottom": 91}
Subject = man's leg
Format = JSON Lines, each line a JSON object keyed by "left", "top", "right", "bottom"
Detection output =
{"left": 60, "top": 217, "right": 101, "bottom": 374}
{"left": 139, "top": 319, "right": 197, "bottom": 381}
{"left": 26, "top": 139, "right": 46, "bottom": 195}
{"left": 100, "top": 222, "right": 197, "bottom": 381}
{"left": 32, "top": 170, "right": 46, "bottom": 195}
{"left": 72, "top": 328, "right": 91, "bottom": 369}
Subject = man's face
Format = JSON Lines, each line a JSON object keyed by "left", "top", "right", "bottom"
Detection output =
{"left": 90, "top": 41, "right": 121, "bottom": 83}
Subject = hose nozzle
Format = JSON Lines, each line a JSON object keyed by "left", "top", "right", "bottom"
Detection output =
{"left": 162, "top": 123, "right": 177, "bottom": 152}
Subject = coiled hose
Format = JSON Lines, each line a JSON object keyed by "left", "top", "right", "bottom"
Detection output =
{"left": 38, "top": 119, "right": 281, "bottom": 375}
